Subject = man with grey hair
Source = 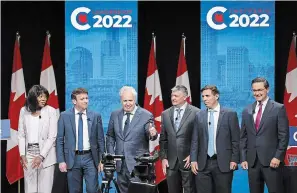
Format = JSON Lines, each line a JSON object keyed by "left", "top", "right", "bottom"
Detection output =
{"left": 106, "top": 86, "right": 158, "bottom": 193}
{"left": 160, "top": 85, "right": 200, "bottom": 193}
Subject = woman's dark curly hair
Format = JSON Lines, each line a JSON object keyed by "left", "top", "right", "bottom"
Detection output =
{"left": 25, "top": 85, "right": 49, "bottom": 112}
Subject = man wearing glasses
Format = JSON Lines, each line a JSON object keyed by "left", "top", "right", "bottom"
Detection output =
{"left": 240, "top": 77, "right": 289, "bottom": 193}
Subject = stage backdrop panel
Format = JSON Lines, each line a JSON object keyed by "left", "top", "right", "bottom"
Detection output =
{"left": 65, "top": 2, "right": 137, "bottom": 192}
{"left": 201, "top": 1, "right": 275, "bottom": 193}
{"left": 65, "top": 1, "right": 138, "bottom": 132}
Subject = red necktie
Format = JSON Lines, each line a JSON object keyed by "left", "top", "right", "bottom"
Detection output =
{"left": 255, "top": 103, "right": 263, "bottom": 131}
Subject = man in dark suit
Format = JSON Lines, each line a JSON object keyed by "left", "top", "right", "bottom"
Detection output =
{"left": 191, "top": 85, "right": 240, "bottom": 193}
{"left": 56, "top": 88, "right": 105, "bottom": 193}
{"left": 106, "top": 86, "right": 158, "bottom": 193}
{"left": 159, "top": 85, "right": 200, "bottom": 193}
{"left": 240, "top": 77, "right": 289, "bottom": 193}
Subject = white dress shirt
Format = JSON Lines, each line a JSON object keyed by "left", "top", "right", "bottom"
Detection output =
{"left": 208, "top": 103, "right": 220, "bottom": 154}
{"left": 27, "top": 115, "right": 40, "bottom": 143}
{"left": 174, "top": 102, "right": 187, "bottom": 122}
{"left": 75, "top": 108, "right": 90, "bottom": 150}
{"left": 122, "top": 106, "right": 138, "bottom": 130}
{"left": 253, "top": 97, "right": 269, "bottom": 121}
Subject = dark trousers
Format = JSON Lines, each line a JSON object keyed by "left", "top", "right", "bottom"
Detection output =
{"left": 67, "top": 152, "right": 98, "bottom": 193}
{"left": 166, "top": 159, "right": 195, "bottom": 193}
{"left": 248, "top": 156, "right": 284, "bottom": 193}
{"left": 195, "top": 157, "right": 233, "bottom": 193}
{"left": 117, "top": 161, "right": 131, "bottom": 193}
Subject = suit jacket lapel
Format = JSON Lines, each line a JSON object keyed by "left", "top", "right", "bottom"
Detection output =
{"left": 177, "top": 105, "right": 192, "bottom": 134}
{"left": 169, "top": 107, "right": 175, "bottom": 133}
{"left": 216, "top": 108, "right": 225, "bottom": 139}
{"left": 86, "top": 110, "right": 93, "bottom": 139}
{"left": 202, "top": 110, "right": 209, "bottom": 145}
{"left": 38, "top": 108, "right": 45, "bottom": 137}
{"left": 125, "top": 108, "right": 141, "bottom": 138}
{"left": 258, "top": 100, "right": 273, "bottom": 132}
{"left": 70, "top": 108, "right": 76, "bottom": 137}
{"left": 118, "top": 110, "right": 124, "bottom": 139}
{"left": 247, "top": 102, "right": 257, "bottom": 135}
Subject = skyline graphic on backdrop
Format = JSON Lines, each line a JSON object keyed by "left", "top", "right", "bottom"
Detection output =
{"left": 201, "top": 2, "right": 275, "bottom": 193}
{"left": 65, "top": 2, "right": 138, "bottom": 132}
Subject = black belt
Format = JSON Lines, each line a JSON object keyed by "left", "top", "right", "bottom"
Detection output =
{"left": 207, "top": 154, "right": 217, "bottom": 160}
{"left": 75, "top": 150, "right": 91, "bottom": 155}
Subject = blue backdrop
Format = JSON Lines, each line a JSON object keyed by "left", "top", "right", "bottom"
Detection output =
{"left": 201, "top": 1, "right": 275, "bottom": 193}
{"left": 65, "top": 2, "right": 138, "bottom": 192}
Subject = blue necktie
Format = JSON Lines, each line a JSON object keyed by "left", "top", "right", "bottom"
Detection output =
{"left": 208, "top": 110, "right": 215, "bottom": 157}
{"left": 78, "top": 112, "right": 83, "bottom": 151}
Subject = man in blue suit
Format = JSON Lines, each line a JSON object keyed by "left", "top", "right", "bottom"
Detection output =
{"left": 56, "top": 88, "right": 105, "bottom": 193}
{"left": 106, "top": 86, "right": 158, "bottom": 193}
{"left": 191, "top": 85, "right": 240, "bottom": 193}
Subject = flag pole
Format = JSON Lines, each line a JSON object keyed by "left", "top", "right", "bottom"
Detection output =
{"left": 293, "top": 31, "right": 296, "bottom": 49}
{"left": 182, "top": 33, "right": 186, "bottom": 56}
{"left": 17, "top": 31, "right": 21, "bottom": 193}
{"left": 152, "top": 32, "right": 156, "bottom": 59}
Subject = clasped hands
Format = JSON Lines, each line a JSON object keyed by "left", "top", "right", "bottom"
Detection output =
{"left": 20, "top": 155, "right": 43, "bottom": 170}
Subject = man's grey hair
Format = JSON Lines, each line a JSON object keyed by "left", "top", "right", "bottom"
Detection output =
{"left": 171, "top": 85, "right": 188, "bottom": 96}
{"left": 119, "top": 86, "right": 138, "bottom": 100}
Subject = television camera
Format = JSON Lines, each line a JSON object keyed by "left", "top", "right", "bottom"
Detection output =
{"left": 128, "top": 151, "right": 159, "bottom": 193}
{"left": 101, "top": 153, "right": 125, "bottom": 193}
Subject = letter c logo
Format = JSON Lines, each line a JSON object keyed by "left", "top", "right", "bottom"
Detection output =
{"left": 206, "top": 6, "right": 227, "bottom": 30}
{"left": 71, "top": 7, "right": 91, "bottom": 31}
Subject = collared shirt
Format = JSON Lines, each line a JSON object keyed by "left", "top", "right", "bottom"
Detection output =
{"left": 122, "top": 105, "right": 138, "bottom": 131}
{"left": 207, "top": 103, "right": 220, "bottom": 154}
{"left": 253, "top": 97, "right": 269, "bottom": 121}
{"left": 174, "top": 102, "right": 187, "bottom": 122}
{"left": 75, "top": 108, "right": 90, "bottom": 150}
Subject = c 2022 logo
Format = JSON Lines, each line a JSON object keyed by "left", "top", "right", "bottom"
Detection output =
{"left": 206, "top": 6, "right": 270, "bottom": 30}
{"left": 71, "top": 7, "right": 132, "bottom": 30}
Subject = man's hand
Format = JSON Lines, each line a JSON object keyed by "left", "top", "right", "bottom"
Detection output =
{"left": 149, "top": 123, "right": 157, "bottom": 137}
{"left": 183, "top": 155, "right": 191, "bottom": 169}
{"left": 270, "top": 158, "right": 280, "bottom": 168}
{"left": 162, "top": 159, "right": 169, "bottom": 176}
{"left": 98, "top": 162, "right": 104, "bottom": 172}
{"left": 230, "top": 162, "right": 237, "bottom": 170}
{"left": 191, "top": 162, "right": 198, "bottom": 175}
{"left": 31, "top": 156, "right": 42, "bottom": 169}
{"left": 241, "top": 161, "right": 248, "bottom": 170}
{"left": 59, "top": 162, "right": 67, "bottom": 172}
{"left": 20, "top": 155, "right": 28, "bottom": 170}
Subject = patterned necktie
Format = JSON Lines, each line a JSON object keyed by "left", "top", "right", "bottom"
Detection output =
{"left": 208, "top": 110, "right": 215, "bottom": 157}
{"left": 123, "top": 112, "right": 131, "bottom": 136}
{"left": 175, "top": 108, "right": 183, "bottom": 131}
{"left": 255, "top": 102, "right": 263, "bottom": 131}
{"left": 78, "top": 112, "right": 83, "bottom": 151}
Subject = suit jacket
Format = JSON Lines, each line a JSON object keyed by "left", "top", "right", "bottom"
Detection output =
{"left": 18, "top": 105, "right": 57, "bottom": 168}
{"left": 106, "top": 106, "right": 157, "bottom": 173}
{"left": 190, "top": 107, "right": 240, "bottom": 173}
{"left": 159, "top": 104, "right": 200, "bottom": 169}
{"left": 240, "top": 99, "right": 289, "bottom": 167}
{"left": 56, "top": 108, "right": 105, "bottom": 169}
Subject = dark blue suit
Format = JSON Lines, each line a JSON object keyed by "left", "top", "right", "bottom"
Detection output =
{"left": 56, "top": 108, "right": 105, "bottom": 193}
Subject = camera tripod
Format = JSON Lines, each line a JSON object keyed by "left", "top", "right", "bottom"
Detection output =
{"left": 101, "top": 175, "right": 121, "bottom": 193}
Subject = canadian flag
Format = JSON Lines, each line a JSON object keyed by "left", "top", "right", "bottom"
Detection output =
{"left": 144, "top": 34, "right": 166, "bottom": 184}
{"left": 6, "top": 33, "right": 26, "bottom": 184}
{"left": 40, "top": 32, "right": 60, "bottom": 116}
{"left": 284, "top": 34, "right": 297, "bottom": 166}
{"left": 176, "top": 34, "right": 192, "bottom": 104}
